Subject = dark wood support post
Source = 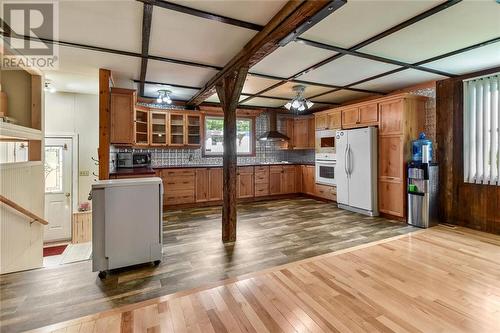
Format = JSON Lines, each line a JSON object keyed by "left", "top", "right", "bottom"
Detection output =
{"left": 98, "top": 68, "right": 111, "bottom": 180}
{"left": 216, "top": 66, "right": 248, "bottom": 242}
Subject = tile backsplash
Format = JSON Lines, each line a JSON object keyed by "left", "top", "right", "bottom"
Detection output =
{"left": 110, "top": 112, "right": 314, "bottom": 171}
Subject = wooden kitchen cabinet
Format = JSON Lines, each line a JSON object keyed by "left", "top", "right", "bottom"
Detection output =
{"left": 161, "top": 169, "right": 195, "bottom": 205}
{"left": 150, "top": 111, "right": 168, "bottom": 146}
{"left": 314, "top": 183, "right": 337, "bottom": 201}
{"left": 359, "top": 103, "right": 378, "bottom": 124}
{"left": 327, "top": 111, "right": 342, "bottom": 129}
{"left": 110, "top": 88, "right": 135, "bottom": 144}
{"left": 254, "top": 166, "right": 269, "bottom": 197}
{"left": 282, "top": 166, "right": 297, "bottom": 194}
{"left": 195, "top": 168, "right": 209, "bottom": 202}
{"left": 315, "top": 114, "right": 328, "bottom": 130}
{"left": 169, "top": 113, "right": 186, "bottom": 146}
{"left": 237, "top": 166, "right": 254, "bottom": 198}
{"left": 269, "top": 166, "right": 282, "bottom": 195}
{"left": 379, "top": 180, "right": 405, "bottom": 217}
{"left": 301, "top": 165, "right": 315, "bottom": 195}
{"left": 208, "top": 168, "right": 223, "bottom": 201}
{"left": 293, "top": 118, "right": 309, "bottom": 149}
{"left": 379, "top": 99, "right": 404, "bottom": 135}
{"left": 342, "top": 107, "right": 360, "bottom": 128}
{"left": 308, "top": 118, "right": 315, "bottom": 148}
{"left": 379, "top": 136, "right": 404, "bottom": 180}
{"left": 186, "top": 115, "right": 201, "bottom": 146}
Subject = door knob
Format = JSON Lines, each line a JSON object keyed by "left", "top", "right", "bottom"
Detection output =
{"left": 65, "top": 193, "right": 71, "bottom": 197}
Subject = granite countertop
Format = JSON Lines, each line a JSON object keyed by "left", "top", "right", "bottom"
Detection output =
{"left": 109, "top": 167, "right": 156, "bottom": 176}
{"left": 152, "top": 162, "right": 315, "bottom": 169}
{"left": 110, "top": 162, "right": 315, "bottom": 175}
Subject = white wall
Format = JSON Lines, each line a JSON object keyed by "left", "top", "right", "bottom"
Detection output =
{"left": 45, "top": 92, "right": 99, "bottom": 209}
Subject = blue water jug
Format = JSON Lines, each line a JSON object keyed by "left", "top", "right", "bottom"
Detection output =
{"left": 412, "top": 132, "right": 433, "bottom": 162}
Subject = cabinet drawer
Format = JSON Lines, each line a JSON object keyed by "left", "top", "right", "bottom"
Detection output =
{"left": 314, "top": 184, "right": 336, "bottom": 201}
{"left": 162, "top": 169, "right": 195, "bottom": 178}
{"left": 238, "top": 166, "right": 254, "bottom": 174}
{"left": 164, "top": 190, "right": 195, "bottom": 205}
{"left": 254, "top": 166, "right": 269, "bottom": 173}
{"left": 255, "top": 171, "right": 269, "bottom": 184}
{"left": 255, "top": 183, "right": 269, "bottom": 197}
{"left": 163, "top": 176, "right": 195, "bottom": 190}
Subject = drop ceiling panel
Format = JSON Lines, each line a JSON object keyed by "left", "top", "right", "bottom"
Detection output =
{"left": 146, "top": 60, "right": 218, "bottom": 87}
{"left": 169, "top": 0, "right": 287, "bottom": 26}
{"left": 251, "top": 42, "right": 336, "bottom": 78}
{"left": 300, "top": 55, "right": 400, "bottom": 87}
{"left": 206, "top": 94, "right": 249, "bottom": 104}
{"left": 352, "top": 69, "right": 447, "bottom": 93}
{"left": 44, "top": 71, "right": 98, "bottom": 95}
{"left": 143, "top": 84, "right": 198, "bottom": 101}
{"left": 56, "top": 46, "right": 140, "bottom": 85}
{"left": 242, "top": 76, "right": 281, "bottom": 95}
{"left": 241, "top": 97, "right": 286, "bottom": 108}
{"left": 312, "top": 90, "right": 374, "bottom": 104}
{"left": 263, "top": 82, "right": 332, "bottom": 99}
{"left": 54, "top": 1, "right": 142, "bottom": 53}
{"left": 359, "top": 1, "right": 500, "bottom": 63}
{"left": 425, "top": 42, "right": 500, "bottom": 75}
{"left": 302, "top": 0, "right": 442, "bottom": 49}
{"left": 150, "top": 9, "right": 256, "bottom": 67}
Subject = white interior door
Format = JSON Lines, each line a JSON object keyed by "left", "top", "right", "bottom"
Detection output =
{"left": 347, "top": 128, "right": 373, "bottom": 210}
{"left": 44, "top": 138, "right": 72, "bottom": 242}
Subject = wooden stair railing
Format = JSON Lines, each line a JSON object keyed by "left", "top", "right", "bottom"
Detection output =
{"left": 0, "top": 195, "right": 48, "bottom": 225}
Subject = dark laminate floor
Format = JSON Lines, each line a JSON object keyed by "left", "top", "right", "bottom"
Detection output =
{"left": 0, "top": 198, "right": 417, "bottom": 332}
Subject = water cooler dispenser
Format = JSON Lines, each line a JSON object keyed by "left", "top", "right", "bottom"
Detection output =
{"left": 407, "top": 161, "right": 439, "bottom": 228}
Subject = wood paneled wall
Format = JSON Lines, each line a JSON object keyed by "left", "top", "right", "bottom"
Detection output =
{"left": 436, "top": 67, "right": 500, "bottom": 235}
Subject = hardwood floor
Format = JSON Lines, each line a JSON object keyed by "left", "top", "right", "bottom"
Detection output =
{"left": 1, "top": 198, "right": 417, "bottom": 332}
{"left": 23, "top": 226, "right": 500, "bottom": 333}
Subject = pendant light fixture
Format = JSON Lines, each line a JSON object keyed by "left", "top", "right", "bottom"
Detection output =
{"left": 156, "top": 89, "right": 172, "bottom": 104}
{"left": 284, "top": 85, "right": 313, "bottom": 113}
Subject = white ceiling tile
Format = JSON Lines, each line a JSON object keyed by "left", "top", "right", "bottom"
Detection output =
{"left": 242, "top": 76, "right": 281, "bottom": 95}
{"left": 311, "top": 90, "right": 374, "bottom": 104}
{"left": 251, "top": 42, "right": 336, "bottom": 78}
{"left": 425, "top": 42, "right": 500, "bottom": 75}
{"left": 359, "top": 1, "right": 500, "bottom": 63}
{"left": 302, "top": 0, "right": 442, "bottom": 49}
{"left": 352, "top": 69, "right": 447, "bottom": 93}
{"left": 44, "top": 71, "right": 98, "bottom": 95}
{"left": 150, "top": 8, "right": 256, "bottom": 67}
{"left": 205, "top": 93, "right": 220, "bottom": 103}
{"left": 55, "top": 46, "right": 140, "bottom": 87}
{"left": 144, "top": 83, "right": 198, "bottom": 101}
{"left": 300, "top": 55, "right": 400, "bottom": 87}
{"left": 241, "top": 97, "right": 286, "bottom": 108}
{"left": 263, "top": 82, "right": 332, "bottom": 99}
{"left": 55, "top": 1, "right": 142, "bottom": 53}
{"left": 146, "top": 60, "right": 218, "bottom": 87}
{"left": 169, "top": 0, "right": 287, "bottom": 26}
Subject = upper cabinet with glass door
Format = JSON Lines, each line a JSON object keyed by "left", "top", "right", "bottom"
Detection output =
{"left": 169, "top": 113, "right": 185, "bottom": 146}
{"left": 186, "top": 115, "right": 201, "bottom": 146}
{"left": 150, "top": 111, "right": 168, "bottom": 146}
{"left": 134, "top": 107, "right": 149, "bottom": 146}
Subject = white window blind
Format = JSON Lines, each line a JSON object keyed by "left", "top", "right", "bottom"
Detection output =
{"left": 463, "top": 73, "right": 499, "bottom": 185}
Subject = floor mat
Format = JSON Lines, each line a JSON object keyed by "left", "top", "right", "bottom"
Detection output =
{"left": 43, "top": 245, "right": 68, "bottom": 257}
{"left": 60, "top": 243, "right": 92, "bottom": 264}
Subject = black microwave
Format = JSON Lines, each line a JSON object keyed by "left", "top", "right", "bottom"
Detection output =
{"left": 117, "top": 152, "right": 151, "bottom": 168}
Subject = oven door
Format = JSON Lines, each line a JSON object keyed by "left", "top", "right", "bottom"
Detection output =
{"left": 315, "top": 130, "right": 336, "bottom": 153}
{"left": 316, "top": 161, "right": 337, "bottom": 186}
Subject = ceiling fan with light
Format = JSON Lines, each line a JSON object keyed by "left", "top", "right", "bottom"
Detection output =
{"left": 156, "top": 89, "right": 172, "bottom": 104}
{"left": 284, "top": 85, "right": 313, "bottom": 113}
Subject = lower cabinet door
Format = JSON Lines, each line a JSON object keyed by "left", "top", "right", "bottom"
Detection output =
{"left": 237, "top": 167, "right": 254, "bottom": 198}
{"left": 379, "top": 180, "right": 405, "bottom": 217}
{"left": 195, "top": 169, "right": 209, "bottom": 202}
{"left": 269, "top": 167, "right": 282, "bottom": 195}
{"left": 208, "top": 168, "right": 223, "bottom": 201}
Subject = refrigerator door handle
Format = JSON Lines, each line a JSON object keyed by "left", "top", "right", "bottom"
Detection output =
{"left": 348, "top": 145, "right": 353, "bottom": 176}
{"left": 344, "top": 144, "right": 349, "bottom": 176}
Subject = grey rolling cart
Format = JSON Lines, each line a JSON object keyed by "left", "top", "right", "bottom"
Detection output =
{"left": 92, "top": 178, "right": 163, "bottom": 279}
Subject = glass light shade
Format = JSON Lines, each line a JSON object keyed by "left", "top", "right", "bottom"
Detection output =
{"left": 156, "top": 97, "right": 162, "bottom": 103}
{"left": 306, "top": 100, "right": 314, "bottom": 108}
{"left": 298, "top": 104, "right": 306, "bottom": 112}
{"left": 284, "top": 102, "right": 292, "bottom": 110}
{"left": 291, "top": 99, "right": 300, "bottom": 109}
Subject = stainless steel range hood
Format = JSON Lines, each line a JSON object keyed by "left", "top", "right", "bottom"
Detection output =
{"left": 258, "top": 111, "right": 289, "bottom": 142}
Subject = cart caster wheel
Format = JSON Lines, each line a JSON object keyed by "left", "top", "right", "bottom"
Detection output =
{"left": 98, "top": 271, "right": 107, "bottom": 279}
{"left": 153, "top": 260, "right": 161, "bottom": 266}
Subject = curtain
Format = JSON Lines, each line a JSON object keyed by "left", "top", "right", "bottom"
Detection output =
{"left": 463, "top": 73, "right": 500, "bottom": 185}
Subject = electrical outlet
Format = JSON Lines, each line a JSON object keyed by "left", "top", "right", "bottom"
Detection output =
{"left": 79, "top": 170, "right": 90, "bottom": 176}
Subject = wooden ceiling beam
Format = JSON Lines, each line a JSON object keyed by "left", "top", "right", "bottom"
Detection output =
{"left": 137, "top": 0, "right": 263, "bottom": 31}
{"left": 187, "top": 0, "right": 345, "bottom": 106}
{"left": 139, "top": 3, "right": 153, "bottom": 97}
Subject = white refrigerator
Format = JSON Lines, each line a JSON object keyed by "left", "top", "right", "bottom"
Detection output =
{"left": 336, "top": 127, "right": 378, "bottom": 216}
